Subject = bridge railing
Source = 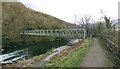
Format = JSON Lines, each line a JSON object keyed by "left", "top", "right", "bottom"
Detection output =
{"left": 20, "top": 29, "right": 86, "bottom": 39}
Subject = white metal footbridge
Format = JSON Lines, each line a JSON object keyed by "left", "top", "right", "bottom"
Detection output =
{"left": 20, "top": 29, "right": 86, "bottom": 39}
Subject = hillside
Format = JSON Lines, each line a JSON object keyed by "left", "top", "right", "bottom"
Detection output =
{"left": 2, "top": 2, "right": 79, "bottom": 50}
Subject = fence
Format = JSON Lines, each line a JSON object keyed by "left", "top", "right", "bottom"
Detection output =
{"left": 100, "top": 35, "right": 120, "bottom": 67}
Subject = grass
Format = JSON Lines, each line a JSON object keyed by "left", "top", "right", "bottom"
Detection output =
{"left": 50, "top": 47, "right": 88, "bottom": 67}
{"left": 25, "top": 48, "right": 57, "bottom": 67}
{"left": 43, "top": 38, "right": 93, "bottom": 67}
{"left": 5, "top": 38, "right": 93, "bottom": 67}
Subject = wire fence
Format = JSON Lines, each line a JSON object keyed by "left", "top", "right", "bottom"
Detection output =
{"left": 100, "top": 35, "right": 120, "bottom": 67}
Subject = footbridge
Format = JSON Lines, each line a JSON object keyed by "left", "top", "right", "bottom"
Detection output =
{"left": 20, "top": 29, "right": 86, "bottom": 39}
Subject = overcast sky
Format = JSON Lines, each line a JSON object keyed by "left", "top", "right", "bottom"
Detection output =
{"left": 19, "top": 0, "right": 119, "bottom": 23}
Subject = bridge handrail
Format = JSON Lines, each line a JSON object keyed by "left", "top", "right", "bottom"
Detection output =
{"left": 20, "top": 29, "right": 86, "bottom": 39}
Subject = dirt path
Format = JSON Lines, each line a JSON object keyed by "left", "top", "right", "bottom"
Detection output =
{"left": 80, "top": 38, "right": 108, "bottom": 67}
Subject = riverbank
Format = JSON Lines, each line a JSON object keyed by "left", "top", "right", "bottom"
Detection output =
{"left": 2, "top": 48, "right": 56, "bottom": 67}
{"left": 43, "top": 38, "right": 92, "bottom": 67}
{"left": 33, "top": 46, "right": 71, "bottom": 67}
{"left": 1, "top": 39, "right": 68, "bottom": 67}
{"left": 2, "top": 39, "right": 80, "bottom": 67}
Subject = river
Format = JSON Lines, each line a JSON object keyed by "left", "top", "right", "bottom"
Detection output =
{"left": 0, "top": 39, "right": 80, "bottom": 65}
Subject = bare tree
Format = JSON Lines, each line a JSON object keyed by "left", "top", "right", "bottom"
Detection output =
{"left": 78, "top": 15, "right": 92, "bottom": 36}
{"left": 100, "top": 10, "right": 112, "bottom": 29}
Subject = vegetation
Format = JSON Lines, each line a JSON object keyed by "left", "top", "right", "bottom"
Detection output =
{"left": 74, "top": 10, "right": 119, "bottom": 67}
{"left": 98, "top": 37, "right": 114, "bottom": 67}
{"left": 2, "top": 2, "right": 119, "bottom": 67}
{"left": 43, "top": 38, "right": 93, "bottom": 67}
{"left": 2, "top": 2, "right": 79, "bottom": 53}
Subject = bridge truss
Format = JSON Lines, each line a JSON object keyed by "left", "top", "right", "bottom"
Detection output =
{"left": 20, "top": 29, "right": 86, "bottom": 39}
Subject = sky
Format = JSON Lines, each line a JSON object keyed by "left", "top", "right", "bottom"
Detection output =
{"left": 18, "top": 0, "right": 120, "bottom": 23}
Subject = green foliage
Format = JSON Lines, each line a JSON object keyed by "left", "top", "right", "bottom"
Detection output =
{"left": 104, "top": 16, "right": 111, "bottom": 29}
{"left": 43, "top": 39, "right": 93, "bottom": 67}
{"left": 101, "top": 29, "right": 119, "bottom": 45}
{"left": 53, "top": 48, "right": 87, "bottom": 67}
{"left": 2, "top": 2, "right": 79, "bottom": 48}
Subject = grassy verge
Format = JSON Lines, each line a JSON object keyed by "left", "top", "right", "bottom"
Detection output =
{"left": 28, "top": 49, "right": 56, "bottom": 67}
{"left": 43, "top": 38, "right": 93, "bottom": 67}
{"left": 97, "top": 37, "right": 113, "bottom": 67}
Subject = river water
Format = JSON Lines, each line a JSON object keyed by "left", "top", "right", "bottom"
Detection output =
{"left": 0, "top": 39, "right": 80, "bottom": 65}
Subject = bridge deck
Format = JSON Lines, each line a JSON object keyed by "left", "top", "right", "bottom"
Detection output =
{"left": 20, "top": 29, "right": 86, "bottom": 39}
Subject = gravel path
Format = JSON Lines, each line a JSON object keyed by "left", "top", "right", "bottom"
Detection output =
{"left": 80, "top": 38, "right": 108, "bottom": 67}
